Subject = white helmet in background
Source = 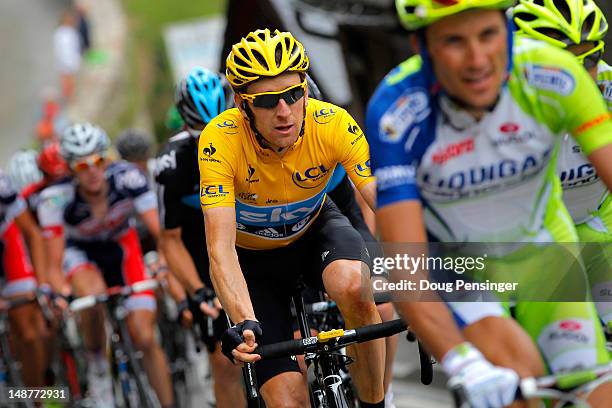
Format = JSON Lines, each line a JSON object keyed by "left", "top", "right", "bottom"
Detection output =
{"left": 6, "top": 149, "right": 43, "bottom": 191}
{"left": 60, "top": 122, "right": 110, "bottom": 163}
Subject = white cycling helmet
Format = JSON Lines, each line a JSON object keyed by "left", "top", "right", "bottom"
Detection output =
{"left": 6, "top": 149, "right": 43, "bottom": 191}
{"left": 60, "top": 122, "right": 111, "bottom": 162}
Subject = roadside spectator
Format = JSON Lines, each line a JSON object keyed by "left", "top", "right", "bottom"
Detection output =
{"left": 74, "top": 0, "right": 91, "bottom": 54}
{"left": 53, "top": 11, "right": 81, "bottom": 101}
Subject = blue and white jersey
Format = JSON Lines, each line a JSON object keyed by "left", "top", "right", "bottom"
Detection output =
{"left": 366, "top": 37, "right": 612, "bottom": 243}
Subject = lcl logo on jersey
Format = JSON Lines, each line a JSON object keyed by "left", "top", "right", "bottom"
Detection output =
{"left": 313, "top": 108, "right": 337, "bottom": 124}
{"left": 292, "top": 164, "right": 330, "bottom": 189}
{"left": 355, "top": 160, "right": 371, "bottom": 178}
{"left": 217, "top": 120, "right": 237, "bottom": 129}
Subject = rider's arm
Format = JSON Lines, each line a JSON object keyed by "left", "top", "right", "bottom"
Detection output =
{"left": 333, "top": 109, "right": 377, "bottom": 211}
{"left": 45, "top": 234, "right": 68, "bottom": 295}
{"left": 377, "top": 200, "right": 465, "bottom": 361}
{"left": 588, "top": 144, "right": 612, "bottom": 190}
{"left": 357, "top": 181, "right": 376, "bottom": 212}
{"left": 14, "top": 209, "right": 47, "bottom": 284}
{"left": 204, "top": 206, "right": 255, "bottom": 323}
{"left": 139, "top": 207, "right": 161, "bottom": 242}
{"left": 160, "top": 227, "right": 205, "bottom": 294}
{"left": 35, "top": 185, "right": 71, "bottom": 294}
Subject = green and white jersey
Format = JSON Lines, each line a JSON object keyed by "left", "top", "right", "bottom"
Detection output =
{"left": 368, "top": 37, "right": 612, "bottom": 243}
{"left": 557, "top": 61, "right": 612, "bottom": 229}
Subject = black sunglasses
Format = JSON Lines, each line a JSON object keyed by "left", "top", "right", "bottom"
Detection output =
{"left": 240, "top": 81, "right": 307, "bottom": 109}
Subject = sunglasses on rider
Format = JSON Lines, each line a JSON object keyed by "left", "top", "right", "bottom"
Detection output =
{"left": 71, "top": 153, "right": 106, "bottom": 172}
{"left": 240, "top": 80, "right": 307, "bottom": 109}
{"left": 576, "top": 41, "right": 604, "bottom": 70}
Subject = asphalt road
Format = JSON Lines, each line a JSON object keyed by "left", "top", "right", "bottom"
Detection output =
{"left": 0, "top": 0, "right": 70, "bottom": 167}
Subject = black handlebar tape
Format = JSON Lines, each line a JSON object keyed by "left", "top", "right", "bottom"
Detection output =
{"left": 354, "top": 319, "right": 407, "bottom": 343}
{"left": 255, "top": 338, "right": 307, "bottom": 360}
{"left": 418, "top": 341, "right": 434, "bottom": 385}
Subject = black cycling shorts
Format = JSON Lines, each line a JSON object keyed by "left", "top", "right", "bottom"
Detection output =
{"left": 236, "top": 198, "right": 371, "bottom": 387}
{"left": 327, "top": 174, "right": 383, "bottom": 262}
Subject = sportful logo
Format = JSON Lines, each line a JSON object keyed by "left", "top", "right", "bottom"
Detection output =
{"left": 431, "top": 138, "right": 474, "bottom": 165}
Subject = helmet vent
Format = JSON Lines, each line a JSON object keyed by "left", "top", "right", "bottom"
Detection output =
{"left": 582, "top": 12, "right": 595, "bottom": 36}
{"left": 403, "top": 5, "right": 416, "bottom": 15}
{"left": 534, "top": 27, "right": 566, "bottom": 41}
{"left": 533, "top": 0, "right": 545, "bottom": 7}
{"left": 274, "top": 42, "right": 283, "bottom": 67}
{"left": 514, "top": 12, "right": 537, "bottom": 22}
{"left": 251, "top": 49, "right": 269, "bottom": 70}
{"left": 555, "top": 0, "right": 571, "bottom": 22}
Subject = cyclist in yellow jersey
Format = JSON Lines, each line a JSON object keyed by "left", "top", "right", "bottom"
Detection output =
{"left": 199, "top": 29, "right": 385, "bottom": 407}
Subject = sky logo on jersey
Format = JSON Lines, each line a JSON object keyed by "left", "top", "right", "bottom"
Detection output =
{"left": 379, "top": 88, "right": 430, "bottom": 143}
{"left": 525, "top": 65, "right": 575, "bottom": 96}
{"left": 292, "top": 164, "right": 330, "bottom": 189}
{"left": 431, "top": 138, "right": 474, "bottom": 165}
{"left": 313, "top": 107, "right": 337, "bottom": 124}
{"left": 153, "top": 150, "right": 177, "bottom": 177}
{"left": 355, "top": 160, "right": 371, "bottom": 178}
{"left": 236, "top": 191, "right": 325, "bottom": 227}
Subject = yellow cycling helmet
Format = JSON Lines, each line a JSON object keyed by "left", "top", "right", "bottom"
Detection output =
{"left": 513, "top": 0, "right": 608, "bottom": 49}
{"left": 396, "top": 0, "right": 516, "bottom": 31}
{"left": 226, "top": 28, "right": 310, "bottom": 89}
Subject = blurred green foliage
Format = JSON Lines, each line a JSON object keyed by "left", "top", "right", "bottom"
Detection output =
{"left": 119, "top": 0, "right": 226, "bottom": 145}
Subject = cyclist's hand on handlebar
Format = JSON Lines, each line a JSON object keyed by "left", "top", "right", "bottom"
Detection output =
{"left": 444, "top": 343, "right": 519, "bottom": 408}
{"left": 176, "top": 299, "right": 193, "bottom": 328}
{"left": 221, "top": 320, "right": 262, "bottom": 365}
{"left": 191, "top": 287, "right": 221, "bottom": 319}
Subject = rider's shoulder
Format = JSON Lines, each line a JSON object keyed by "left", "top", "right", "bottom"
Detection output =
{"left": 202, "top": 108, "right": 243, "bottom": 139}
{"left": 368, "top": 55, "right": 430, "bottom": 120}
{"left": 107, "top": 160, "right": 149, "bottom": 194}
{"left": 0, "top": 172, "right": 17, "bottom": 204}
{"left": 596, "top": 60, "right": 612, "bottom": 106}
{"left": 306, "top": 98, "right": 347, "bottom": 128}
{"left": 155, "top": 131, "right": 192, "bottom": 182}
